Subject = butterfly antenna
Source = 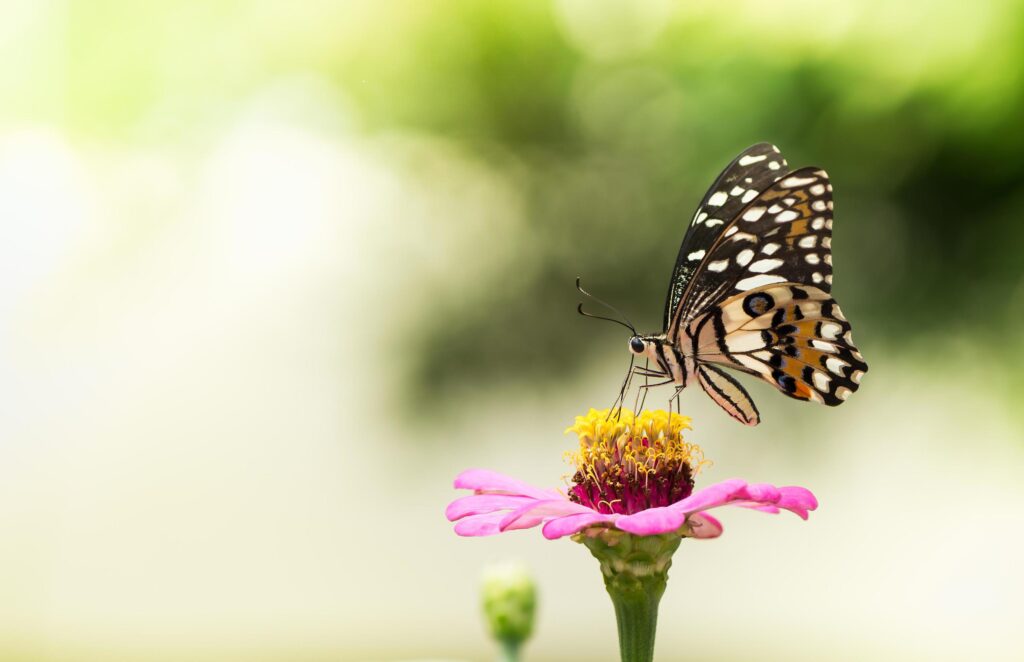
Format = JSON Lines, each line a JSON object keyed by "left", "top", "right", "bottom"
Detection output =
{"left": 576, "top": 278, "right": 637, "bottom": 335}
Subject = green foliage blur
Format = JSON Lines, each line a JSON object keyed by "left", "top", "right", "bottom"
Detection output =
{"left": 34, "top": 0, "right": 1024, "bottom": 412}
{"left": 333, "top": 1, "right": 1024, "bottom": 410}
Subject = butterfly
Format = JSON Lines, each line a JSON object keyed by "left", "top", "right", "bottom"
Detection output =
{"left": 580, "top": 143, "right": 867, "bottom": 426}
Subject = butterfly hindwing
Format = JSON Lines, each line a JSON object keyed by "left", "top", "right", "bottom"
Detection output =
{"left": 696, "top": 364, "right": 760, "bottom": 426}
{"left": 688, "top": 284, "right": 867, "bottom": 406}
{"left": 664, "top": 143, "right": 789, "bottom": 330}
{"left": 668, "top": 166, "right": 835, "bottom": 338}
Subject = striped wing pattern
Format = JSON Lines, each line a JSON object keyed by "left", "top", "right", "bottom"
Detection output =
{"left": 668, "top": 166, "right": 835, "bottom": 338}
{"left": 664, "top": 143, "right": 789, "bottom": 330}
{"left": 688, "top": 284, "right": 866, "bottom": 406}
{"left": 696, "top": 363, "right": 761, "bottom": 426}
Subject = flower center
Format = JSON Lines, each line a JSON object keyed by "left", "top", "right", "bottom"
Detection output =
{"left": 565, "top": 409, "right": 707, "bottom": 515}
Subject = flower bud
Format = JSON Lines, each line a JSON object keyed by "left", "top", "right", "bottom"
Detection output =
{"left": 481, "top": 562, "right": 537, "bottom": 649}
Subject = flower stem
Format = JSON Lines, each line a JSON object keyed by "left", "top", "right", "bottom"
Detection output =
{"left": 607, "top": 576, "right": 664, "bottom": 662}
{"left": 577, "top": 530, "right": 682, "bottom": 662}
{"left": 497, "top": 638, "right": 521, "bottom": 662}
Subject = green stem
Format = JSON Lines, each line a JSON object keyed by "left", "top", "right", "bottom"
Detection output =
{"left": 577, "top": 530, "right": 682, "bottom": 662}
{"left": 497, "top": 638, "right": 520, "bottom": 662}
{"left": 607, "top": 575, "right": 664, "bottom": 662}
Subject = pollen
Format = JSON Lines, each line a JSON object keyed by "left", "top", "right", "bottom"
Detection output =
{"left": 564, "top": 409, "right": 709, "bottom": 515}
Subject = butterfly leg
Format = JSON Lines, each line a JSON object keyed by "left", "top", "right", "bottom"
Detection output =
{"left": 607, "top": 355, "right": 637, "bottom": 420}
{"left": 631, "top": 359, "right": 654, "bottom": 413}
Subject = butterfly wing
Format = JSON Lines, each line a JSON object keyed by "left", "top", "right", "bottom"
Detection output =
{"left": 696, "top": 363, "right": 761, "bottom": 426}
{"left": 667, "top": 166, "right": 835, "bottom": 339}
{"left": 688, "top": 284, "right": 867, "bottom": 406}
{"left": 663, "top": 143, "right": 789, "bottom": 331}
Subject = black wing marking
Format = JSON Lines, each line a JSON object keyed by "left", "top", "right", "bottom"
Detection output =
{"left": 696, "top": 363, "right": 760, "bottom": 426}
{"left": 689, "top": 284, "right": 867, "bottom": 406}
{"left": 663, "top": 143, "right": 789, "bottom": 331}
{"left": 667, "top": 166, "right": 835, "bottom": 338}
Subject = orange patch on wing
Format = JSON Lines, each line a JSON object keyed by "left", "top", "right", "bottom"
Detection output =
{"left": 791, "top": 379, "right": 814, "bottom": 400}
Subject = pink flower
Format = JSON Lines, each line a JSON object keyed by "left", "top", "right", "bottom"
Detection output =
{"left": 446, "top": 468, "right": 817, "bottom": 540}
{"left": 445, "top": 409, "right": 817, "bottom": 541}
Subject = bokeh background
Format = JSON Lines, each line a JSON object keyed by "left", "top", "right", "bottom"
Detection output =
{"left": 2, "top": 1, "right": 1023, "bottom": 660}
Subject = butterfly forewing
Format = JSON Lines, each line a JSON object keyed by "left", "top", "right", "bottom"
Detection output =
{"left": 664, "top": 143, "right": 789, "bottom": 330}
{"left": 668, "top": 167, "right": 836, "bottom": 337}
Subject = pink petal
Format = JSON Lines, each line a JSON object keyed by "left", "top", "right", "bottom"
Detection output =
{"left": 453, "top": 469, "right": 553, "bottom": 499}
{"left": 499, "top": 499, "right": 592, "bottom": 532}
{"left": 541, "top": 513, "right": 616, "bottom": 540}
{"left": 616, "top": 506, "right": 687, "bottom": 536}
{"left": 668, "top": 478, "right": 749, "bottom": 516}
{"left": 737, "top": 503, "right": 782, "bottom": 514}
{"left": 741, "top": 482, "right": 781, "bottom": 503}
{"left": 687, "top": 512, "right": 723, "bottom": 539}
{"left": 445, "top": 494, "right": 536, "bottom": 522}
{"left": 453, "top": 512, "right": 508, "bottom": 537}
{"left": 775, "top": 486, "right": 819, "bottom": 519}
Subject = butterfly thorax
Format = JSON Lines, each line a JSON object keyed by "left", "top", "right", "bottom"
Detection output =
{"left": 633, "top": 334, "right": 698, "bottom": 389}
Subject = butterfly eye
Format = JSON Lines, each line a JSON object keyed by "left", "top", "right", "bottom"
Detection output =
{"left": 629, "top": 337, "right": 646, "bottom": 354}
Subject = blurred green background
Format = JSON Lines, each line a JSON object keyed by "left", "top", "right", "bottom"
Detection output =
{"left": 2, "top": 0, "right": 1023, "bottom": 660}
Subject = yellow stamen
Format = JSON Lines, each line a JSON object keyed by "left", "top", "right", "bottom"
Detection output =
{"left": 565, "top": 408, "right": 710, "bottom": 477}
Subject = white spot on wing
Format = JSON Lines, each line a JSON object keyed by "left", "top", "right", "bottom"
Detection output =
{"left": 798, "top": 235, "right": 817, "bottom": 248}
{"left": 825, "top": 357, "right": 849, "bottom": 375}
{"left": 821, "top": 236, "right": 831, "bottom": 249}
{"left": 705, "top": 218, "right": 724, "bottom": 227}
{"left": 708, "top": 191, "right": 728, "bottom": 206}
{"left": 768, "top": 161, "right": 781, "bottom": 170}
{"left": 775, "top": 210, "right": 800, "bottom": 223}
{"left": 730, "top": 186, "right": 745, "bottom": 196}
{"left": 743, "top": 207, "right": 766, "bottom": 222}
{"left": 735, "top": 274, "right": 786, "bottom": 290}
{"left": 811, "top": 217, "right": 825, "bottom": 230}
{"left": 820, "top": 322, "right": 842, "bottom": 340}
{"left": 811, "top": 339, "right": 838, "bottom": 353}
{"left": 812, "top": 272, "right": 823, "bottom": 283}
{"left": 738, "top": 154, "right": 767, "bottom": 166}
{"left": 810, "top": 183, "right": 826, "bottom": 195}
{"left": 813, "top": 371, "right": 831, "bottom": 392}
{"left": 852, "top": 370, "right": 864, "bottom": 384}
{"left": 762, "top": 243, "right": 780, "bottom": 255}
{"left": 707, "top": 259, "right": 729, "bottom": 272}
{"left": 736, "top": 249, "right": 754, "bottom": 266}
{"left": 836, "top": 386, "right": 852, "bottom": 401}
{"left": 741, "top": 189, "right": 758, "bottom": 203}
{"left": 781, "top": 175, "right": 816, "bottom": 187}
{"left": 811, "top": 200, "right": 827, "bottom": 212}
{"left": 749, "top": 258, "right": 783, "bottom": 273}
{"left": 693, "top": 211, "right": 708, "bottom": 225}
{"left": 805, "top": 253, "right": 820, "bottom": 265}
{"left": 687, "top": 249, "right": 706, "bottom": 261}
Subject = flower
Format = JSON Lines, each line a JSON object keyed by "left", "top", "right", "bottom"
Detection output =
{"left": 446, "top": 408, "right": 820, "bottom": 662}
{"left": 446, "top": 408, "right": 817, "bottom": 541}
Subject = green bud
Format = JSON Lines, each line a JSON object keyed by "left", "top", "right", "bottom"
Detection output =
{"left": 481, "top": 561, "right": 537, "bottom": 650}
